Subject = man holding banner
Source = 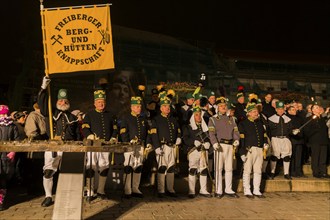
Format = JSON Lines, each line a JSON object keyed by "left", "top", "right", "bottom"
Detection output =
{"left": 38, "top": 77, "right": 80, "bottom": 207}
{"left": 39, "top": 2, "right": 116, "bottom": 216}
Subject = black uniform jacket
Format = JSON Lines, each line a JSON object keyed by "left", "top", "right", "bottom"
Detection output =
{"left": 182, "top": 122, "right": 210, "bottom": 153}
{"left": 238, "top": 117, "right": 267, "bottom": 156}
{"left": 38, "top": 89, "right": 79, "bottom": 141}
{"left": 303, "top": 115, "right": 329, "bottom": 146}
{"left": 150, "top": 113, "right": 181, "bottom": 149}
{"left": 82, "top": 109, "right": 118, "bottom": 141}
{"left": 120, "top": 112, "right": 150, "bottom": 145}
{"left": 287, "top": 113, "right": 304, "bottom": 145}
{"left": 268, "top": 113, "right": 293, "bottom": 138}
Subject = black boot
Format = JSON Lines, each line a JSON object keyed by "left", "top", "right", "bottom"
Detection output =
{"left": 41, "top": 197, "right": 53, "bottom": 207}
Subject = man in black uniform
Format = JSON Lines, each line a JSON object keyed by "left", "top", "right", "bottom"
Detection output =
{"left": 150, "top": 96, "right": 182, "bottom": 197}
{"left": 38, "top": 77, "right": 79, "bottom": 207}
{"left": 287, "top": 106, "right": 305, "bottom": 177}
{"left": 120, "top": 96, "right": 152, "bottom": 198}
{"left": 238, "top": 102, "right": 269, "bottom": 198}
{"left": 302, "top": 104, "right": 330, "bottom": 178}
{"left": 82, "top": 90, "right": 118, "bottom": 201}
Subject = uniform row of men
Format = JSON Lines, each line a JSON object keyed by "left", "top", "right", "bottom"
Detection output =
{"left": 0, "top": 76, "right": 329, "bottom": 211}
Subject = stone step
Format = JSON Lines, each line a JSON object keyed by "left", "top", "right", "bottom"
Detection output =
{"left": 173, "top": 175, "right": 330, "bottom": 194}
{"left": 302, "top": 164, "right": 330, "bottom": 175}
{"left": 106, "top": 160, "right": 330, "bottom": 193}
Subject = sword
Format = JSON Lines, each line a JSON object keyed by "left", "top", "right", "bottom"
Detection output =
{"left": 154, "top": 138, "right": 165, "bottom": 196}
{"left": 298, "top": 115, "right": 317, "bottom": 130}
{"left": 175, "top": 144, "right": 180, "bottom": 164}
{"left": 196, "top": 131, "right": 215, "bottom": 195}
{"left": 121, "top": 154, "right": 132, "bottom": 200}
{"left": 233, "top": 146, "right": 236, "bottom": 160}
{"left": 111, "top": 152, "right": 115, "bottom": 165}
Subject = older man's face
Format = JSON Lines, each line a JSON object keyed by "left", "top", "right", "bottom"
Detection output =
{"left": 248, "top": 109, "right": 259, "bottom": 120}
{"left": 276, "top": 107, "right": 285, "bottom": 116}
{"left": 218, "top": 103, "right": 227, "bottom": 114}
{"left": 56, "top": 99, "right": 70, "bottom": 111}
{"left": 160, "top": 104, "right": 171, "bottom": 115}
{"left": 94, "top": 99, "right": 106, "bottom": 112}
{"left": 131, "top": 105, "right": 142, "bottom": 115}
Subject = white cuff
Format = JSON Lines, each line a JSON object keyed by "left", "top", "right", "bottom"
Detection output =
{"left": 87, "top": 134, "right": 95, "bottom": 140}
{"left": 241, "top": 155, "right": 247, "bottom": 162}
{"left": 175, "top": 138, "right": 182, "bottom": 145}
{"left": 203, "top": 142, "right": 210, "bottom": 150}
{"left": 233, "top": 140, "right": 240, "bottom": 147}
{"left": 194, "top": 140, "right": 201, "bottom": 147}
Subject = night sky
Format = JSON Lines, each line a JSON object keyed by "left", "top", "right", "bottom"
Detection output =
{"left": 3, "top": 0, "right": 330, "bottom": 72}
{"left": 110, "top": 0, "right": 330, "bottom": 56}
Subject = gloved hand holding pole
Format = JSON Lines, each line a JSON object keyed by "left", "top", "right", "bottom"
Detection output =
{"left": 294, "top": 115, "right": 317, "bottom": 135}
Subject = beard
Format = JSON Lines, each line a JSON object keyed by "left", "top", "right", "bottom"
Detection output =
{"left": 56, "top": 103, "right": 70, "bottom": 111}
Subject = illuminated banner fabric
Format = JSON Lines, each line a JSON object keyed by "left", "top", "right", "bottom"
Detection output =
{"left": 41, "top": 5, "right": 114, "bottom": 74}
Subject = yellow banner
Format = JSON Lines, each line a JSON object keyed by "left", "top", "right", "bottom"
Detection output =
{"left": 41, "top": 5, "right": 114, "bottom": 74}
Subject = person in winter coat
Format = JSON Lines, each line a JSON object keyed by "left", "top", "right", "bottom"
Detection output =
{"left": 0, "top": 105, "right": 19, "bottom": 211}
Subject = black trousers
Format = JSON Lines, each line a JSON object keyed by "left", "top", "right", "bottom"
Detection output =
{"left": 311, "top": 144, "right": 328, "bottom": 176}
{"left": 290, "top": 144, "right": 303, "bottom": 176}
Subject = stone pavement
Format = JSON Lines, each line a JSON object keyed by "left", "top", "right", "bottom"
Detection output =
{"left": 1, "top": 186, "right": 330, "bottom": 220}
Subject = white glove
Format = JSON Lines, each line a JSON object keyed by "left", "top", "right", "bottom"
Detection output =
{"left": 203, "top": 142, "right": 210, "bottom": 150}
{"left": 155, "top": 147, "right": 164, "bottom": 156}
{"left": 87, "top": 134, "right": 95, "bottom": 140}
{"left": 241, "top": 155, "right": 247, "bottom": 163}
{"left": 145, "top": 144, "right": 153, "bottom": 153}
{"left": 109, "top": 137, "right": 118, "bottom": 144}
{"left": 194, "top": 140, "right": 201, "bottom": 147}
{"left": 233, "top": 140, "right": 240, "bottom": 147}
{"left": 175, "top": 138, "right": 182, "bottom": 145}
{"left": 130, "top": 138, "right": 138, "bottom": 144}
{"left": 213, "top": 143, "right": 220, "bottom": 151}
{"left": 263, "top": 143, "right": 270, "bottom": 150}
{"left": 292, "top": 129, "right": 300, "bottom": 135}
{"left": 41, "top": 76, "right": 51, "bottom": 89}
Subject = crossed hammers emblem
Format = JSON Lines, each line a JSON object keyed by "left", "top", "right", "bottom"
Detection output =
{"left": 51, "top": 35, "right": 63, "bottom": 45}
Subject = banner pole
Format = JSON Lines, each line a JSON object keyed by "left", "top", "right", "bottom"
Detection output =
{"left": 40, "top": 0, "right": 54, "bottom": 139}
